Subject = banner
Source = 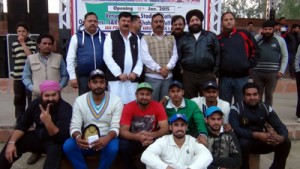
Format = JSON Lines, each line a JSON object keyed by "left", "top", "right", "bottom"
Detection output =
{"left": 71, "top": 0, "right": 210, "bottom": 34}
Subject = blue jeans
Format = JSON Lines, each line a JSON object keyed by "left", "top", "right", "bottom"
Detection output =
{"left": 63, "top": 137, "right": 119, "bottom": 169}
{"left": 144, "top": 76, "right": 172, "bottom": 101}
{"left": 219, "top": 76, "right": 249, "bottom": 104}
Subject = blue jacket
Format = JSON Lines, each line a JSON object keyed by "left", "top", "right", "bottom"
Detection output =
{"left": 76, "top": 29, "right": 106, "bottom": 76}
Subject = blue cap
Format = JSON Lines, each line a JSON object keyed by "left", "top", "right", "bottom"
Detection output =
{"left": 169, "top": 80, "right": 183, "bottom": 89}
{"left": 205, "top": 106, "right": 223, "bottom": 117}
{"left": 169, "top": 114, "right": 188, "bottom": 124}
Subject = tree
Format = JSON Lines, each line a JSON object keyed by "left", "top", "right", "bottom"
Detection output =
{"left": 277, "top": 0, "right": 300, "bottom": 19}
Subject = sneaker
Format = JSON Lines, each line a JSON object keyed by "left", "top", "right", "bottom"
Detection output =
{"left": 297, "top": 118, "right": 300, "bottom": 123}
{"left": 27, "top": 153, "right": 42, "bottom": 164}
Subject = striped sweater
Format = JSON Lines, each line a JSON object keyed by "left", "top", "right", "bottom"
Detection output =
{"left": 11, "top": 38, "right": 37, "bottom": 80}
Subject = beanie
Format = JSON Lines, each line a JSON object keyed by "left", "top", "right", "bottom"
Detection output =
{"left": 262, "top": 20, "right": 275, "bottom": 28}
{"left": 186, "top": 9, "right": 204, "bottom": 24}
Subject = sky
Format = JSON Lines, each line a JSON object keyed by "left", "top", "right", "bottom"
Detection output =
{"left": 3, "top": 0, "right": 59, "bottom": 13}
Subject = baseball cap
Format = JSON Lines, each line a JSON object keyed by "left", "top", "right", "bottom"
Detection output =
{"left": 169, "top": 114, "right": 188, "bottom": 124}
{"left": 169, "top": 80, "right": 183, "bottom": 90}
{"left": 136, "top": 82, "right": 153, "bottom": 92}
{"left": 203, "top": 81, "right": 218, "bottom": 90}
{"left": 205, "top": 106, "right": 223, "bottom": 117}
{"left": 89, "top": 69, "right": 105, "bottom": 80}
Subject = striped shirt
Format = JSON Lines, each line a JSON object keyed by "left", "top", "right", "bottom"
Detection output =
{"left": 11, "top": 38, "right": 37, "bottom": 80}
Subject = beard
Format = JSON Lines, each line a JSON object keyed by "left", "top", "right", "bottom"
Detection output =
{"left": 188, "top": 24, "right": 202, "bottom": 34}
{"left": 262, "top": 32, "right": 274, "bottom": 41}
{"left": 137, "top": 100, "right": 149, "bottom": 107}
{"left": 173, "top": 130, "right": 185, "bottom": 139}
{"left": 91, "top": 88, "right": 105, "bottom": 96}
{"left": 41, "top": 99, "right": 59, "bottom": 114}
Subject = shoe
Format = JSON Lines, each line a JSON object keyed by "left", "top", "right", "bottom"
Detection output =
{"left": 27, "top": 153, "right": 42, "bottom": 164}
{"left": 297, "top": 118, "right": 300, "bottom": 123}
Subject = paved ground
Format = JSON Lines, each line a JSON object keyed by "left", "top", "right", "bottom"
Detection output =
{"left": 0, "top": 78, "right": 299, "bottom": 168}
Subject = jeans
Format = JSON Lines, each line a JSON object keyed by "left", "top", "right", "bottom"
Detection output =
{"left": 219, "top": 76, "right": 249, "bottom": 105}
{"left": 296, "top": 72, "right": 300, "bottom": 118}
{"left": 77, "top": 76, "right": 90, "bottom": 96}
{"left": 239, "top": 137, "right": 291, "bottom": 169}
{"left": 13, "top": 80, "right": 32, "bottom": 120}
{"left": 119, "top": 138, "right": 146, "bottom": 169}
{"left": 182, "top": 70, "right": 216, "bottom": 98}
{"left": 252, "top": 71, "right": 278, "bottom": 106}
{"left": 0, "top": 131, "right": 63, "bottom": 169}
{"left": 63, "top": 137, "right": 119, "bottom": 169}
{"left": 144, "top": 76, "right": 172, "bottom": 101}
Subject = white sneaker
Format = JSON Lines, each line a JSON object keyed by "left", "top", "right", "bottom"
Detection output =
{"left": 297, "top": 118, "right": 300, "bottom": 123}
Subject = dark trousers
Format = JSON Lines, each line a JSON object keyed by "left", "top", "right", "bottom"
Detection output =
{"left": 13, "top": 80, "right": 32, "bottom": 120}
{"left": 239, "top": 137, "right": 291, "bottom": 169}
{"left": 296, "top": 72, "right": 300, "bottom": 118}
{"left": 77, "top": 76, "right": 90, "bottom": 96}
{"left": 119, "top": 138, "right": 146, "bottom": 169}
{"left": 182, "top": 70, "right": 216, "bottom": 99}
{"left": 0, "top": 131, "right": 63, "bottom": 169}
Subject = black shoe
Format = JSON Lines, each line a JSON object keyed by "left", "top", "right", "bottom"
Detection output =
{"left": 27, "top": 153, "right": 42, "bottom": 164}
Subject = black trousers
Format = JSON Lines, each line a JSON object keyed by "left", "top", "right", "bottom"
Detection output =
{"left": 296, "top": 72, "right": 300, "bottom": 118}
{"left": 0, "top": 131, "right": 63, "bottom": 169}
{"left": 13, "top": 80, "right": 32, "bottom": 120}
{"left": 239, "top": 137, "right": 291, "bottom": 169}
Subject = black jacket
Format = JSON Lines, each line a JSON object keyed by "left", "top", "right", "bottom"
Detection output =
{"left": 177, "top": 30, "right": 220, "bottom": 74}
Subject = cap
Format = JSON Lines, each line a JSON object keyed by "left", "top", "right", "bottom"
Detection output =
{"left": 39, "top": 80, "right": 60, "bottom": 93}
{"left": 169, "top": 114, "right": 188, "bottom": 124}
{"left": 262, "top": 20, "right": 275, "bottom": 28}
{"left": 205, "top": 106, "right": 223, "bottom": 117}
{"left": 203, "top": 81, "right": 218, "bottom": 90}
{"left": 169, "top": 80, "right": 183, "bottom": 90}
{"left": 136, "top": 82, "right": 153, "bottom": 92}
{"left": 89, "top": 69, "right": 105, "bottom": 80}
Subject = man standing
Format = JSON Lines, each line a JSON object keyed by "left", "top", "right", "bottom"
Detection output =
{"left": 119, "top": 82, "right": 169, "bottom": 169}
{"left": 11, "top": 22, "right": 37, "bottom": 121}
{"left": 177, "top": 9, "right": 220, "bottom": 98}
{"left": 141, "top": 13, "right": 178, "bottom": 101}
{"left": 217, "top": 12, "right": 257, "bottom": 104}
{"left": 63, "top": 69, "right": 123, "bottom": 169}
{"left": 229, "top": 83, "right": 291, "bottom": 169}
{"left": 252, "top": 20, "right": 288, "bottom": 106}
{"left": 171, "top": 15, "right": 187, "bottom": 81}
{"left": 141, "top": 114, "right": 212, "bottom": 169}
{"left": 164, "top": 80, "right": 208, "bottom": 144}
{"left": 247, "top": 21, "right": 257, "bottom": 36}
{"left": 66, "top": 12, "right": 106, "bottom": 95}
{"left": 0, "top": 80, "right": 72, "bottom": 169}
{"left": 104, "top": 12, "right": 143, "bottom": 104}
{"left": 22, "top": 34, "right": 68, "bottom": 99}
{"left": 130, "top": 14, "right": 144, "bottom": 39}
{"left": 205, "top": 106, "right": 241, "bottom": 169}
{"left": 191, "top": 81, "right": 230, "bottom": 126}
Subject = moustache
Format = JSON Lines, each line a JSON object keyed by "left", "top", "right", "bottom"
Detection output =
{"left": 156, "top": 26, "right": 162, "bottom": 29}
{"left": 123, "top": 25, "right": 129, "bottom": 28}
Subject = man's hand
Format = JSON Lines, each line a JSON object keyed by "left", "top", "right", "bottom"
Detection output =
{"left": 223, "top": 123, "right": 233, "bottom": 132}
{"left": 118, "top": 74, "right": 128, "bottom": 81}
{"left": 5, "top": 143, "right": 17, "bottom": 163}
{"left": 76, "top": 137, "right": 90, "bottom": 149}
{"left": 196, "top": 135, "right": 208, "bottom": 146}
{"left": 267, "top": 133, "right": 285, "bottom": 146}
{"left": 18, "top": 35, "right": 25, "bottom": 44}
{"left": 70, "top": 79, "right": 78, "bottom": 89}
{"left": 128, "top": 72, "right": 137, "bottom": 81}
{"left": 39, "top": 104, "right": 52, "bottom": 124}
{"left": 135, "top": 131, "right": 154, "bottom": 146}
{"left": 277, "top": 72, "right": 283, "bottom": 78}
{"left": 91, "top": 136, "right": 111, "bottom": 151}
{"left": 253, "top": 132, "right": 270, "bottom": 143}
{"left": 159, "top": 96, "right": 168, "bottom": 106}
{"left": 160, "top": 67, "right": 169, "bottom": 79}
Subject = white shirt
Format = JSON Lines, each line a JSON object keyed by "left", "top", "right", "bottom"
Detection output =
{"left": 141, "top": 31, "right": 178, "bottom": 79}
{"left": 166, "top": 99, "right": 186, "bottom": 111}
{"left": 103, "top": 31, "right": 143, "bottom": 104}
{"left": 191, "top": 96, "right": 230, "bottom": 124}
{"left": 141, "top": 134, "right": 213, "bottom": 169}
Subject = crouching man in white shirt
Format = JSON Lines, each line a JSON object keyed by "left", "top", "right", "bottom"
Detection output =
{"left": 141, "top": 114, "right": 212, "bottom": 169}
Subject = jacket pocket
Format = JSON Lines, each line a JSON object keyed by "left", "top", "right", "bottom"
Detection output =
{"left": 31, "top": 64, "right": 41, "bottom": 72}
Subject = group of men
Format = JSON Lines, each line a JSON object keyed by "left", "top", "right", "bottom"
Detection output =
{"left": 0, "top": 8, "right": 292, "bottom": 169}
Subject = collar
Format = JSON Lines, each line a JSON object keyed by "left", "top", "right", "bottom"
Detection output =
{"left": 222, "top": 27, "right": 237, "bottom": 37}
{"left": 166, "top": 98, "right": 186, "bottom": 109}
{"left": 150, "top": 31, "right": 167, "bottom": 36}
{"left": 84, "top": 28, "right": 99, "bottom": 36}
{"left": 169, "top": 134, "right": 188, "bottom": 147}
{"left": 119, "top": 30, "right": 132, "bottom": 39}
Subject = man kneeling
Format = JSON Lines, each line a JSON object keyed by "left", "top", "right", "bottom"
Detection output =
{"left": 0, "top": 80, "right": 72, "bottom": 169}
{"left": 141, "top": 114, "right": 212, "bottom": 169}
